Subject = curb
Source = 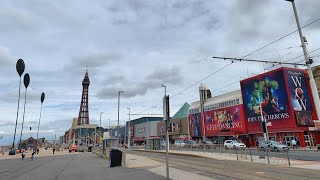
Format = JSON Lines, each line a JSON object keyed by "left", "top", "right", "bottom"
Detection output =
{"left": 92, "top": 151, "right": 109, "bottom": 160}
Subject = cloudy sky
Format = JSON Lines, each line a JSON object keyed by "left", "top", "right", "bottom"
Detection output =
{"left": 1, "top": 0, "right": 320, "bottom": 145}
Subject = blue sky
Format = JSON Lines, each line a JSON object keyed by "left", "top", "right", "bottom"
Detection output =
{"left": 1, "top": 0, "right": 320, "bottom": 145}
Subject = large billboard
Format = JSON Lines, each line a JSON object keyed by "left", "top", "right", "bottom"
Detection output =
{"left": 188, "top": 113, "right": 201, "bottom": 137}
{"left": 285, "top": 69, "right": 315, "bottom": 125}
{"left": 241, "top": 68, "right": 295, "bottom": 131}
{"left": 204, "top": 105, "right": 245, "bottom": 135}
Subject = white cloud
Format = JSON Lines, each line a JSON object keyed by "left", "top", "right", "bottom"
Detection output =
{"left": 1, "top": 0, "right": 320, "bottom": 145}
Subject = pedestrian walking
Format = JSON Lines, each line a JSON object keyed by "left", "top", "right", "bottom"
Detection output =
{"left": 256, "top": 139, "right": 259, "bottom": 149}
{"left": 291, "top": 138, "right": 297, "bottom": 149}
{"left": 31, "top": 151, "right": 35, "bottom": 160}
{"left": 296, "top": 138, "right": 300, "bottom": 149}
{"left": 53, "top": 148, "right": 55, "bottom": 154}
{"left": 21, "top": 150, "right": 25, "bottom": 160}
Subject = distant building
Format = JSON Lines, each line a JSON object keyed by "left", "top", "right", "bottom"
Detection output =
{"left": 157, "top": 102, "right": 190, "bottom": 143}
{"left": 20, "top": 137, "right": 42, "bottom": 149}
{"left": 126, "top": 117, "right": 163, "bottom": 145}
{"left": 60, "top": 69, "right": 101, "bottom": 146}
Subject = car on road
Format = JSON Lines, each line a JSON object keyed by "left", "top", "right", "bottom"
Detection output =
{"left": 259, "top": 140, "right": 289, "bottom": 152}
{"left": 224, "top": 140, "right": 246, "bottom": 149}
{"left": 174, "top": 140, "right": 185, "bottom": 147}
{"left": 161, "top": 141, "right": 166, "bottom": 147}
{"left": 69, "top": 144, "right": 77, "bottom": 153}
{"left": 185, "top": 140, "right": 198, "bottom": 148}
{"left": 200, "top": 141, "right": 215, "bottom": 149}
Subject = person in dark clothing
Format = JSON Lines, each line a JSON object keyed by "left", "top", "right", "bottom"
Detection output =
{"left": 256, "top": 139, "right": 259, "bottom": 148}
{"left": 31, "top": 151, "right": 35, "bottom": 160}
{"left": 21, "top": 150, "right": 25, "bottom": 160}
{"left": 37, "top": 148, "right": 39, "bottom": 154}
{"left": 53, "top": 148, "right": 56, "bottom": 154}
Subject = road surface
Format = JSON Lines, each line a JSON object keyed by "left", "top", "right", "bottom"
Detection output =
{"left": 129, "top": 150, "right": 320, "bottom": 180}
{"left": 0, "top": 153, "right": 165, "bottom": 180}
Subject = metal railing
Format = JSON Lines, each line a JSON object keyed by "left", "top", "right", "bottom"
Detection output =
{"left": 152, "top": 144, "right": 292, "bottom": 166}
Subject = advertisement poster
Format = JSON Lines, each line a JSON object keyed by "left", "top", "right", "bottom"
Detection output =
{"left": 295, "top": 111, "right": 314, "bottom": 126}
{"left": 204, "top": 105, "right": 245, "bottom": 135}
{"left": 285, "top": 69, "right": 314, "bottom": 113}
{"left": 241, "top": 69, "right": 291, "bottom": 123}
{"left": 188, "top": 113, "right": 201, "bottom": 137}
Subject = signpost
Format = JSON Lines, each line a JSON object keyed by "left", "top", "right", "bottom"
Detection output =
{"left": 163, "top": 95, "right": 170, "bottom": 180}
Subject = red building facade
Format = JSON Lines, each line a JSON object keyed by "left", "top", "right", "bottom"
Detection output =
{"left": 241, "top": 67, "right": 319, "bottom": 147}
{"left": 189, "top": 67, "right": 320, "bottom": 147}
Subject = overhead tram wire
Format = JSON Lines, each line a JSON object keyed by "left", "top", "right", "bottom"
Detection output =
{"left": 282, "top": 47, "right": 320, "bottom": 63}
{"left": 137, "top": 62, "right": 234, "bottom": 114}
{"left": 249, "top": 45, "right": 300, "bottom": 56}
{"left": 240, "top": 18, "right": 320, "bottom": 59}
{"left": 137, "top": 18, "right": 320, "bottom": 114}
{"left": 176, "top": 48, "right": 320, "bottom": 109}
{"left": 171, "top": 62, "right": 234, "bottom": 98}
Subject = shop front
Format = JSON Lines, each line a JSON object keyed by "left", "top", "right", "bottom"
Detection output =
{"left": 157, "top": 118, "right": 188, "bottom": 144}
{"left": 132, "top": 120, "right": 159, "bottom": 146}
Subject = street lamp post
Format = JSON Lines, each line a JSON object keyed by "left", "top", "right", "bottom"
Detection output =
{"left": 286, "top": 0, "right": 320, "bottom": 119}
{"left": 127, "top": 108, "right": 131, "bottom": 149}
{"left": 19, "top": 73, "right": 30, "bottom": 151}
{"left": 118, "top": 91, "right": 124, "bottom": 146}
{"left": 161, "top": 84, "right": 170, "bottom": 180}
{"left": 108, "top": 119, "right": 111, "bottom": 136}
{"left": 10, "top": 59, "right": 25, "bottom": 155}
{"left": 100, "top": 112, "right": 104, "bottom": 145}
{"left": 36, "top": 93, "right": 45, "bottom": 141}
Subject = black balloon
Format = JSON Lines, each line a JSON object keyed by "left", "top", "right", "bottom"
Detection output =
{"left": 16, "top": 59, "right": 25, "bottom": 77}
{"left": 24, "top": 73, "right": 30, "bottom": 88}
{"left": 41, "top": 92, "right": 45, "bottom": 103}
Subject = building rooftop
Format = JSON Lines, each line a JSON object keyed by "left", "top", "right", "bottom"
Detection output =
{"left": 127, "top": 117, "right": 163, "bottom": 125}
{"left": 172, "top": 102, "right": 190, "bottom": 119}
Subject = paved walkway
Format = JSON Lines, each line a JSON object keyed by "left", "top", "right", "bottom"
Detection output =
{"left": 0, "top": 148, "right": 74, "bottom": 160}
{"left": 125, "top": 153, "right": 212, "bottom": 180}
{"left": 0, "top": 152, "right": 165, "bottom": 180}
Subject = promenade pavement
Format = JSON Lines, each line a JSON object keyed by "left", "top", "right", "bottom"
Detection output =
{"left": 0, "top": 148, "right": 74, "bottom": 160}
{"left": 125, "top": 153, "right": 212, "bottom": 180}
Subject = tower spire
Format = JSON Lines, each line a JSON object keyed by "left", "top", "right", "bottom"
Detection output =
{"left": 78, "top": 68, "right": 90, "bottom": 125}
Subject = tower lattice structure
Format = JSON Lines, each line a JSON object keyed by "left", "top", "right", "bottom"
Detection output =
{"left": 78, "top": 69, "right": 90, "bottom": 125}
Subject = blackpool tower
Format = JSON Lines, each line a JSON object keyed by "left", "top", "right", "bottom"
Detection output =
{"left": 77, "top": 68, "right": 90, "bottom": 125}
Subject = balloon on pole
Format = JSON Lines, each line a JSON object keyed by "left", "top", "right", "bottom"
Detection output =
{"left": 10, "top": 59, "right": 25, "bottom": 155}
{"left": 37, "top": 92, "right": 45, "bottom": 140}
{"left": 19, "top": 73, "right": 30, "bottom": 150}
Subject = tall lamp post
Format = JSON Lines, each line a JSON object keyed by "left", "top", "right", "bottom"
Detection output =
{"left": 108, "top": 119, "right": 111, "bottom": 136}
{"left": 99, "top": 112, "right": 104, "bottom": 145}
{"left": 127, "top": 108, "right": 131, "bottom": 149}
{"left": 117, "top": 91, "right": 124, "bottom": 146}
{"left": 36, "top": 93, "right": 45, "bottom": 141}
{"left": 161, "top": 84, "right": 170, "bottom": 180}
{"left": 285, "top": 0, "right": 320, "bottom": 119}
{"left": 18, "top": 73, "right": 30, "bottom": 151}
{"left": 10, "top": 59, "right": 25, "bottom": 155}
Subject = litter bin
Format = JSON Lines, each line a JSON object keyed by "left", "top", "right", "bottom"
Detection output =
{"left": 88, "top": 146, "right": 92, "bottom": 152}
{"left": 109, "top": 149, "right": 122, "bottom": 167}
